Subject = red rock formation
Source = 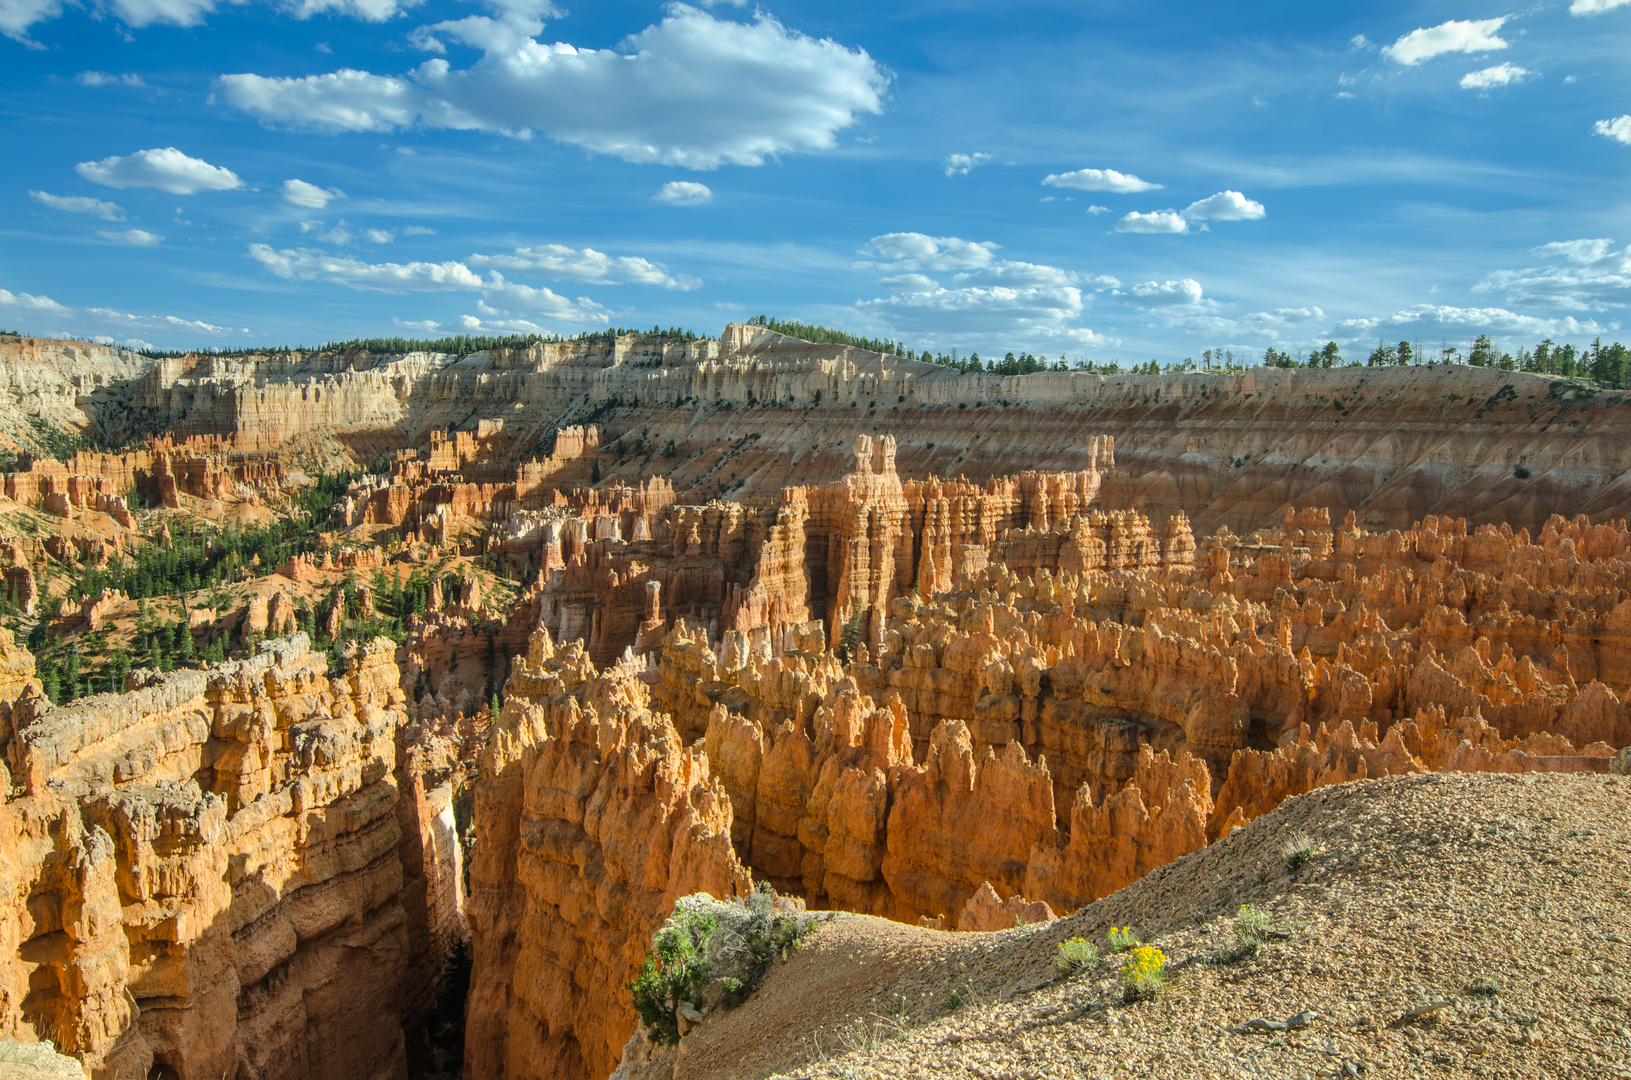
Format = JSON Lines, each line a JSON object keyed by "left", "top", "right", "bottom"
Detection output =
{"left": 464, "top": 631, "right": 749, "bottom": 1080}
{"left": 0, "top": 634, "right": 462, "bottom": 1080}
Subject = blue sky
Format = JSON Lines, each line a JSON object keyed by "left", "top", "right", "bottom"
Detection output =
{"left": 2, "top": 0, "right": 1629, "bottom": 362}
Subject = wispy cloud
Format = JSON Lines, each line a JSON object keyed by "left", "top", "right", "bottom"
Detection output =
{"left": 76, "top": 71, "right": 146, "bottom": 87}
{"left": 29, "top": 191, "right": 126, "bottom": 220}
{"left": 943, "top": 151, "right": 993, "bottom": 177}
{"left": 98, "top": 228, "right": 165, "bottom": 245}
{"left": 282, "top": 178, "right": 345, "bottom": 208}
{"left": 1475, "top": 238, "right": 1631, "bottom": 311}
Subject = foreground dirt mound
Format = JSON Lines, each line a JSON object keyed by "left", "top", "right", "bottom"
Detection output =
{"left": 628, "top": 772, "right": 1629, "bottom": 1080}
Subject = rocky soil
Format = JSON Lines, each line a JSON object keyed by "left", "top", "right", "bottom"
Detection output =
{"left": 640, "top": 772, "right": 1630, "bottom": 1080}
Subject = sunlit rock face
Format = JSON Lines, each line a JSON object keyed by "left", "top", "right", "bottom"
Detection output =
{"left": 0, "top": 631, "right": 460, "bottom": 1080}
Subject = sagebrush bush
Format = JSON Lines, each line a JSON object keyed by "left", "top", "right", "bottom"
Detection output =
{"left": 1107, "top": 925, "right": 1139, "bottom": 953}
{"left": 1055, "top": 936, "right": 1100, "bottom": 976}
{"left": 1233, "top": 903, "right": 1270, "bottom": 947}
{"left": 1120, "top": 945, "right": 1167, "bottom": 1002}
{"left": 1282, "top": 832, "right": 1321, "bottom": 872}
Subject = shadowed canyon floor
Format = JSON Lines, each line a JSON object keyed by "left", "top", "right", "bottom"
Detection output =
{"left": 0, "top": 327, "right": 1624, "bottom": 1078}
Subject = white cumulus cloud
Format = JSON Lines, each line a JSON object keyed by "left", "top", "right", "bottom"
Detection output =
{"left": 1571, "top": 0, "right": 1631, "bottom": 13}
{"left": 653, "top": 180, "right": 713, "bottom": 206}
{"left": 1474, "top": 238, "right": 1631, "bottom": 311}
{"left": 1114, "top": 210, "right": 1188, "bottom": 234}
{"left": 1460, "top": 63, "right": 1532, "bottom": 89}
{"left": 282, "top": 178, "right": 345, "bottom": 208}
{"left": 76, "top": 147, "right": 242, "bottom": 194}
{"left": 468, "top": 243, "right": 701, "bottom": 290}
{"left": 1382, "top": 17, "right": 1509, "bottom": 66}
{"left": 1182, "top": 190, "right": 1265, "bottom": 221}
{"left": 943, "top": 152, "right": 993, "bottom": 177}
{"left": 98, "top": 228, "right": 164, "bottom": 245}
{"left": 1594, "top": 115, "right": 1631, "bottom": 144}
{"left": 216, "top": 4, "right": 889, "bottom": 169}
{"left": 0, "top": 289, "right": 69, "bottom": 314}
{"left": 29, "top": 191, "right": 125, "bottom": 220}
{"left": 1041, "top": 167, "right": 1162, "bottom": 194}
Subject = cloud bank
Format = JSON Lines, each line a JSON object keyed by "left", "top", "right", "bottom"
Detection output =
{"left": 216, "top": 4, "right": 889, "bottom": 169}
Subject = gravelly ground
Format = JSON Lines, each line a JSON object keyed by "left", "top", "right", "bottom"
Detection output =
{"left": 656, "top": 772, "right": 1631, "bottom": 1080}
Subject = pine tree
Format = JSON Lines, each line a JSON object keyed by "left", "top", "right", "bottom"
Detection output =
{"left": 174, "top": 622, "right": 195, "bottom": 666}
{"left": 64, "top": 645, "right": 80, "bottom": 701}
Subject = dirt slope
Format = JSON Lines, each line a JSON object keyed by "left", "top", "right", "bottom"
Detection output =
{"left": 644, "top": 772, "right": 1630, "bottom": 1080}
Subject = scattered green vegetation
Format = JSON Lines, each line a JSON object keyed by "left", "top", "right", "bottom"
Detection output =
{"left": 834, "top": 607, "right": 865, "bottom": 664}
{"left": 1514, "top": 465, "right": 1532, "bottom": 480}
{"left": 65, "top": 472, "right": 355, "bottom": 607}
{"left": 1054, "top": 936, "right": 1100, "bottom": 976}
{"left": 941, "top": 984, "right": 970, "bottom": 1012}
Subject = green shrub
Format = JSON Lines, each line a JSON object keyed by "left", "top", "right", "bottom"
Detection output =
{"left": 1054, "top": 936, "right": 1100, "bottom": 976}
{"left": 628, "top": 910, "right": 717, "bottom": 1045}
{"left": 1233, "top": 904, "right": 1270, "bottom": 947}
{"left": 1106, "top": 925, "right": 1139, "bottom": 953}
{"left": 1119, "top": 946, "right": 1166, "bottom": 1003}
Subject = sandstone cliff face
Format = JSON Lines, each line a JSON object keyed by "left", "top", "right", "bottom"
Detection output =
{"left": 464, "top": 631, "right": 748, "bottom": 1080}
{"left": 0, "top": 631, "right": 460, "bottom": 1080}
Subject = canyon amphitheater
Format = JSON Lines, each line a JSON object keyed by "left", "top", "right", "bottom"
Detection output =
{"left": 0, "top": 324, "right": 1624, "bottom": 1080}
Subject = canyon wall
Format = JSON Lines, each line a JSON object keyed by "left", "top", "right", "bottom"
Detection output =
{"left": 0, "top": 630, "right": 461, "bottom": 1080}
{"left": 10, "top": 329, "right": 1631, "bottom": 535}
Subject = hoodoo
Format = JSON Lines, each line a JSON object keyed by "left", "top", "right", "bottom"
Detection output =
{"left": 0, "top": 328, "right": 1623, "bottom": 1079}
